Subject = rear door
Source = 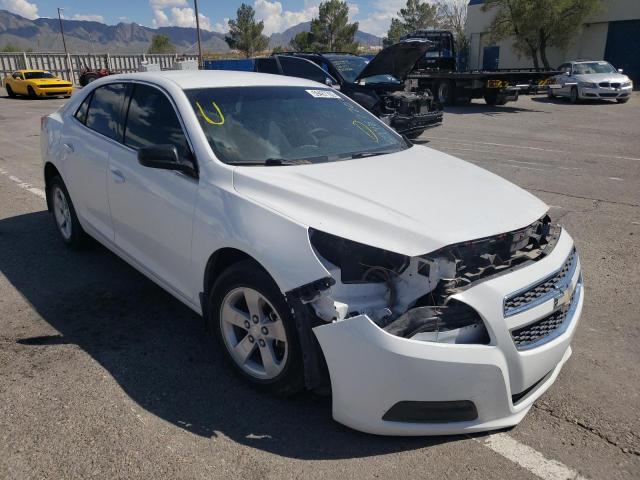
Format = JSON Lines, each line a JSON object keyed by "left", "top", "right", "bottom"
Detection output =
{"left": 61, "top": 83, "right": 127, "bottom": 242}
{"left": 107, "top": 82, "right": 198, "bottom": 300}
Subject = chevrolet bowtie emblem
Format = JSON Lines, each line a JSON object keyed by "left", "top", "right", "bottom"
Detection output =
{"left": 553, "top": 284, "right": 573, "bottom": 309}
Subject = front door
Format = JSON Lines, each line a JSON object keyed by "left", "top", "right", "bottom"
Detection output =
{"left": 107, "top": 83, "right": 198, "bottom": 300}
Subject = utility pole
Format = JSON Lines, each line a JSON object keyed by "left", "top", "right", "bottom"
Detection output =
{"left": 193, "top": 0, "right": 203, "bottom": 69}
{"left": 57, "top": 8, "right": 75, "bottom": 84}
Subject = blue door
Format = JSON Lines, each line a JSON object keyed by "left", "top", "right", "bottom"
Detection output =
{"left": 483, "top": 46, "right": 500, "bottom": 71}
{"left": 604, "top": 20, "right": 640, "bottom": 89}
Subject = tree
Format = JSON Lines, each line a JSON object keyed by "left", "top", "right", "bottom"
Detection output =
{"left": 272, "top": 45, "right": 286, "bottom": 54}
{"left": 483, "top": 0, "right": 601, "bottom": 69}
{"left": 148, "top": 34, "right": 176, "bottom": 54}
{"left": 225, "top": 3, "right": 269, "bottom": 58}
{"left": 309, "top": 0, "right": 359, "bottom": 52}
{"left": 1, "top": 43, "right": 22, "bottom": 52}
{"left": 384, "top": 0, "right": 441, "bottom": 46}
{"left": 437, "top": 0, "right": 469, "bottom": 55}
{"left": 289, "top": 31, "right": 315, "bottom": 51}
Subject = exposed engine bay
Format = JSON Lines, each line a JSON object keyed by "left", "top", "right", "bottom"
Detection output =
{"left": 299, "top": 215, "right": 559, "bottom": 346}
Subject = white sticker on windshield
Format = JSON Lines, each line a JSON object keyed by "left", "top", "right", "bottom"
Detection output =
{"left": 306, "top": 89, "right": 340, "bottom": 99}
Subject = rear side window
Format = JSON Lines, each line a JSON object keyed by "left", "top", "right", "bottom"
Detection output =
{"left": 124, "top": 84, "right": 191, "bottom": 160}
{"left": 85, "top": 83, "right": 126, "bottom": 141}
{"left": 279, "top": 56, "right": 332, "bottom": 84}
{"left": 74, "top": 93, "right": 92, "bottom": 124}
{"left": 255, "top": 58, "right": 279, "bottom": 74}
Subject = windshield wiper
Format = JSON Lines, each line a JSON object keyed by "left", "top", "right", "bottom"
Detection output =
{"left": 230, "top": 156, "right": 327, "bottom": 166}
{"left": 349, "top": 150, "right": 397, "bottom": 159}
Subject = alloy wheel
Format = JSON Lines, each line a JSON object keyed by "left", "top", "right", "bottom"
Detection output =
{"left": 52, "top": 185, "right": 72, "bottom": 240}
{"left": 219, "top": 287, "right": 288, "bottom": 380}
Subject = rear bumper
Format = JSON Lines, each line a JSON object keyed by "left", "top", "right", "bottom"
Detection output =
{"left": 313, "top": 230, "right": 583, "bottom": 435}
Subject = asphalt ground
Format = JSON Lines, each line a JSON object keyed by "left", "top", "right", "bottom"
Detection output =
{"left": 0, "top": 88, "right": 638, "bottom": 479}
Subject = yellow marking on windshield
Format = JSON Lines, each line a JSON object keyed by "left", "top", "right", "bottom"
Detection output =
{"left": 196, "top": 100, "right": 225, "bottom": 125}
{"left": 352, "top": 120, "right": 379, "bottom": 143}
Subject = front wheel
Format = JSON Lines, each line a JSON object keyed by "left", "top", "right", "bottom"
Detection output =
{"left": 27, "top": 86, "right": 37, "bottom": 99}
{"left": 569, "top": 86, "right": 579, "bottom": 104}
{"left": 208, "top": 260, "right": 305, "bottom": 396}
{"left": 48, "top": 176, "right": 87, "bottom": 249}
{"left": 436, "top": 80, "right": 455, "bottom": 106}
{"left": 547, "top": 87, "right": 555, "bottom": 99}
{"left": 6, "top": 84, "right": 16, "bottom": 97}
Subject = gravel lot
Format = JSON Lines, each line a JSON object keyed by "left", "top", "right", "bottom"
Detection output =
{"left": 0, "top": 88, "right": 638, "bottom": 479}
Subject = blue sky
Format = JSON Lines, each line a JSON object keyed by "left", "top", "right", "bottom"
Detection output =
{"left": 0, "top": 0, "right": 412, "bottom": 36}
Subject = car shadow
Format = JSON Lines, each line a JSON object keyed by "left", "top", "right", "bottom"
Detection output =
{"left": 0, "top": 210, "right": 460, "bottom": 459}
{"left": 531, "top": 96, "right": 622, "bottom": 106}
{"left": 441, "top": 100, "right": 547, "bottom": 116}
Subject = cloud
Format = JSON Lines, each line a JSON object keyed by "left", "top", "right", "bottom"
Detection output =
{"left": 151, "top": 5, "right": 213, "bottom": 31}
{"left": 149, "top": 0, "right": 187, "bottom": 7}
{"left": 72, "top": 14, "right": 105, "bottom": 23}
{"left": 0, "top": 0, "right": 39, "bottom": 19}
{"left": 213, "top": 18, "right": 229, "bottom": 34}
{"left": 253, "top": 0, "right": 318, "bottom": 36}
{"left": 356, "top": 0, "right": 416, "bottom": 37}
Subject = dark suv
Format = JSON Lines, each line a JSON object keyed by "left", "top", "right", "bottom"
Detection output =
{"left": 254, "top": 42, "right": 443, "bottom": 138}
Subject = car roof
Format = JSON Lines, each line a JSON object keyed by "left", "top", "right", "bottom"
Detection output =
{"left": 16, "top": 69, "right": 48, "bottom": 73}
{"left": 105, "top": 70, "right": 325, "bottom": 90}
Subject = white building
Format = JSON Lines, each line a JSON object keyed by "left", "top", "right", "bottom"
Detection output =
{"left": 466, "top": 0, "right": 640, "bottom": 85}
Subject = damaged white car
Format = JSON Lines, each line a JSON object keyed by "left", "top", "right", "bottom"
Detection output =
{"left": 42, "top": 71, "right": 583, "bottom": 435}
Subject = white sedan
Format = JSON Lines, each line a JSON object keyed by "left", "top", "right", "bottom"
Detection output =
{"left": 41, "top": 71, "right": 583, "bottom": 435}
{"left": 549, "top": 60, "right": 633, "bottom": 103}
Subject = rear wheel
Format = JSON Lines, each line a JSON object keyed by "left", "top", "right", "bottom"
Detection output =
{"left": 208, "top": 260, "right": 305, "bottom": 396}
{"left": 484, "top": 90, "right": 507, "bottom": 106}
{"left": 27, "top": 86, "right": 37, "bottom": 99}
{"left": 436, "top": 80, "right": 455, "bottom": 106}
{"left": 6, "top": 84, "right": 16, "bottom": 97}
{"left": 569, "top": 86, "right": 579, "bottom": 104}
{"left": 616, "top": 97, "right": 629, "bottom": 104}
{"left": 80, "top": 72, "right": 99, "bottom": 87}
{"left": 48, "top": 176, "right": 87, "bottom": 249}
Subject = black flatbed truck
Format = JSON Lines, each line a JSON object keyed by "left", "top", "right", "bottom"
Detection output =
{"left": 403, "top": 30, "right": 560, "bottom": 106}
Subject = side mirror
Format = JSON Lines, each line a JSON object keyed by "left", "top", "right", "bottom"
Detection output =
{"left": 138, "top": 145, "right": 196, "bottom": 177}
{"left": 618, "top": 68, "right": 624, "bottom": 73}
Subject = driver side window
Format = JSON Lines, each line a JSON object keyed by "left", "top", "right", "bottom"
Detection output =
{"left": 12, "top": 72, "right": 22, "bottom": 79}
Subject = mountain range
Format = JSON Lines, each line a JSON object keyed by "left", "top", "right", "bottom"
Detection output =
{"left": 0, "top": 10, "right": 382, "bottom": 54}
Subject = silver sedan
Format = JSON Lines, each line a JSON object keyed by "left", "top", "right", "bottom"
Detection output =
{"left": 549, "top": 60, "right": 633, "bottom": 103}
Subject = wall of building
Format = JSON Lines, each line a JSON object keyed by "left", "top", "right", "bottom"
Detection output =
{"left": 466, "top": 0, "right": 640, "bottom": 70}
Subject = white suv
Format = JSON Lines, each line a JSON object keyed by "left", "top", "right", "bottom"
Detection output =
{"left": 41, "top": 71, "right": 583, "bottom": 435}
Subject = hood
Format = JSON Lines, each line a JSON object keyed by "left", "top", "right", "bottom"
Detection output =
{"left": 30, "top": 77, "right": 71, "bottom": 85}
{"left": 573, "top": 73, "right": 630, "bottom": 83}
{"left": 233, "top": 146, "right": 548, "bottom": 257}
{"left": 354, "top": 40, "right": 431, "bottom": 83}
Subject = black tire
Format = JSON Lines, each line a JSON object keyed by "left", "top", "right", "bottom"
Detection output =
{"left": 616, "top": 97, "right": 629, "bottom": 104}
{"left": 47, "top": 175, "right": 87, "bottom": 249}
{"left": 207, "top": 260, "right": 305, "bottom": 396}
{"left": 405, "top": 130, "right": 424, "bottom": 140}
{"left": 547, "top": 87, "right": 555, "bottom": 99}
{"left": 436, "top": 80, "right": 455, "bottom": 106}
{"left": 27, "top": 86, "right": 37, "bottom": 99}
{"left": 484, "top": 90, "right": 507, "bottom": 106}
{"left": 6, "top": 84, "right": 16, "bottom": 97}
{"left": 569, "top": 87, "right": 579, "bottom": 104}
{"left": 80, "top": 72, "right": 99, "bottom": 87}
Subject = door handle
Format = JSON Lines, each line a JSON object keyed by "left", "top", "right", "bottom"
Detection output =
{"left": 63, "top": 143, "right": 74, "bottom": 153}
{"left": 110, "top": 168, "right": 125, "bottom": 184}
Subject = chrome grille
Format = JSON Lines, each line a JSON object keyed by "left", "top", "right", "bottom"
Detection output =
{"left": 504, "top": 248, "right": 577, "bottom": 317}
{"left": 511, "top": 283, "right": 579, "bottom": 350}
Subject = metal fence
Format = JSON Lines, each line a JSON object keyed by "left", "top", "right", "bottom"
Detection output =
{"left": 0, "top": 53, "right": 198, "bottom": 84}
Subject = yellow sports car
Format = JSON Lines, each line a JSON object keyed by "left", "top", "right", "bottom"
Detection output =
{"left": 3, "top": 70, "right": 73, "bottom": 98}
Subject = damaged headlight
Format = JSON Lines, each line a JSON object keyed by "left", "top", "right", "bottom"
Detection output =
{"left": 309, "top": 228, "right": 409, "bottom": 283}
{"left": 383, "top": 300, "right": 490, "bottom": 345}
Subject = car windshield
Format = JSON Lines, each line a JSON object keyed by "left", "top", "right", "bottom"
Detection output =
{"left": 325, "top": 55, "right": 369, "bottom": 83}
{"left": 573, "top": 62, "right": 617, "bottom": 74}
{"left": 186, "top": 86, "right": 408, "bottom": 166}
{"left": 24, "top": 71, "right": 56, "bottom": 79}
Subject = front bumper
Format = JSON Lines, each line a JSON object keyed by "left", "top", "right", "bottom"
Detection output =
{"left": 580, "top": 85, "right": 631, "bottom": 99}
{"left": 388, "top": 110, "right": 444, "bottom": 134}
{"left": 313, "top": 229, "right": 583, "bottom": 435}
{"left": 34, "top": 86, "right": 73, "bottom": 97}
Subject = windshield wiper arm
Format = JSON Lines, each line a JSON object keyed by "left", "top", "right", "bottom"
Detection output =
{"left": 350, "top": 151, "right": 397, "bottom": 159}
